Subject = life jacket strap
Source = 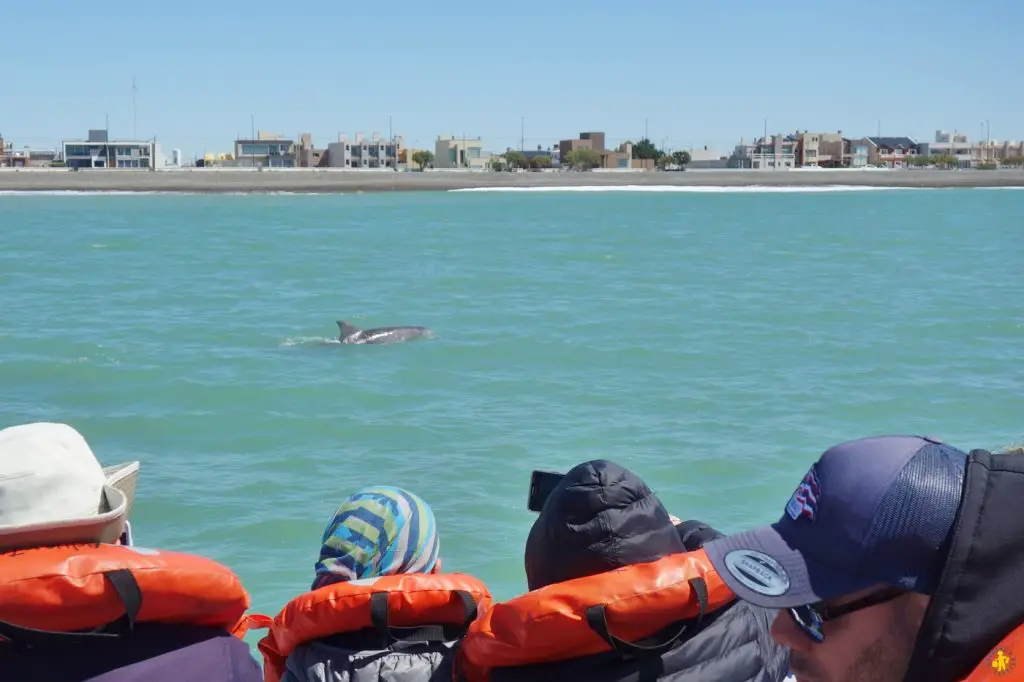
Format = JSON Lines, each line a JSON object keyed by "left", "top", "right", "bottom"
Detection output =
{"left": 369, "top": 589, "right": 478, "bottom": 645}
{"left": 0, "top": 569, "right": 142, "bottom": 648}
{"left": 584, "top": 577, "right": 709, "bottom": 657}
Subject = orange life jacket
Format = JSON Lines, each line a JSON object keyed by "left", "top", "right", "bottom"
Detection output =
{"left": 255, "top": 572, "right": 494, "bottom": 682}
{"left": 961, "top": 624, "right": 1024, "bottom": 681}
{"left": 0, "top": 543, "right": 253, "bottom": 645}
{"left": 457, "top": 548, "right": 735, "bottom": 682}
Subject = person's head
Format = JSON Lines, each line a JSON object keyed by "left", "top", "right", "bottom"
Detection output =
{"left": 312, "top": 485, "right": 441, "bottom": 590}
{"left": 703, "top": 436, "right": 967, "bottom": 682}
{"left": 0, "top": 422, "right": 140, "bottom": 552}
{"left": 524, "top": 459, "right": 684, "bottom": 591}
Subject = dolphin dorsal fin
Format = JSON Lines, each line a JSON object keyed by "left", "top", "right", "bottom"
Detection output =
{"left": 337, "top": 320, "right": 361, "bottom": 339}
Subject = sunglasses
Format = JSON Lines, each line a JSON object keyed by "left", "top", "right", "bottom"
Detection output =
{"left": 788, "top": 586, "right": 905, "bottom": 643}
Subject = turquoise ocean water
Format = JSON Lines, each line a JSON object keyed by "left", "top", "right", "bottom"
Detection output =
{"left": 1, "top": 186, "right": 1022, "bottom": 651}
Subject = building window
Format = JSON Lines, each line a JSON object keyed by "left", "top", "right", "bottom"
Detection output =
{"left": 241, "top": 144, "right": 271, "bottom": 156}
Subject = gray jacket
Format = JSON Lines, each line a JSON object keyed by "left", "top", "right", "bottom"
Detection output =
{"left": 484, "top": 598, "right": 788, "bottom": 682}
{"left": 280, "top": 638, "right": 458, "bottom": 682}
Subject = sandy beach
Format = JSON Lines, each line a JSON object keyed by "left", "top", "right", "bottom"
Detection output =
{"left": 2, "top": 167, "right": 1023, "bottom": 193}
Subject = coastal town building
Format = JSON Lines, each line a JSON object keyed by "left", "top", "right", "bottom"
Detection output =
{"left": 233, "top": 131, "right": 296, "bottom": 168}
{"left": 0, "top": 135, "right": 48, "bottom": 167}
{"left": 396, "top": 148, "right": 427, "bottom": 170}
{"left": 197, "top": 151, "right": 235, "bottom": 167}
{"left": 559, "top": 131, "right": 605, "bottom": 163}
{"left": 63, "top": 129, "right": 160, "bottom": 170}
{"left": 973, "top": 139, "right": 1024, "bottom": 164}
{"left": 729, "top": 134, "right": 798, "bottom": 170}
{"left": 0, "top": 135, "right": 12, "bottom": 167}
{"left": 862, "top": 136, "right": 919, "bottom": 167}
{"left": 792, "top": 132, "right": 869, "bottom": 168}
{"left": 795, "top": 132, "right": 842, "bottom": 166}
{"left": 558, "top": 132, "right": 651, "bottom": 169}
{"left": 517, "top": 145, "right": 561, "bottom": 166}
{"left": 917, "top": 130, "right": 974, "bottom": 167}
{"left": 326, "top": 132, "right": 402, "bottom": 169}
{"left": 727, "top": 141, "right": 755, "bottom": 168}
{"left": 14, "top": 120, "right": 1022, "bottom": 173}
{"left": 434, "top": 135, "right": 489, "bottom": 169}
{"left": 296, "top": 133, "right": 328, "bottom": 168}
{"left": 684, "top": 146, "right": 728, "bottom": 169}
{"left": 795, "top": 132, "right": 825, "bottom": 166}
{"left": 846, "top": 139, "right": 871, "bottom": 167}
{"left": 601, "top": 142, "right": 639, "bottom": 169}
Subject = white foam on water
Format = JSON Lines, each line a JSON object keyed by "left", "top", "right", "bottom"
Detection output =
{"left": 448, "top": 185, "right": 926, "bottom": 194}
{"left": 279, "top": 336, "right": 339, "bottom": 347}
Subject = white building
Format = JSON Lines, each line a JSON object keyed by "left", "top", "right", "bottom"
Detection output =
{"left": 62, "top": 129, "right": 159, "bottom": 170}
{"left": 918, "top": 130, "right": 973, "bottom": 167}
{"left": 434, "top": 135, "right": 489, "bottom": 169}
{"left": 729, "top": 134, "right": 797, "bottom": 169}
{"left": 327, "top": 132, "right": 401, "bottom": 169}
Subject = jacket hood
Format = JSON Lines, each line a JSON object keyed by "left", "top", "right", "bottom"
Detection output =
{"left": 904, "top": 448, "right": 1024, "bottom": 681}
{"left": 524, "top": 459, "right": 684, "bottom": 591}
{"left": 675, "top": 519, "right": 725, "bottom": 551}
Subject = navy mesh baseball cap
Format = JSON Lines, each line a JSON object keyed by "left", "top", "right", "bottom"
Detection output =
{"left": 703, "top": 435, "right": 968, "bottom": 609}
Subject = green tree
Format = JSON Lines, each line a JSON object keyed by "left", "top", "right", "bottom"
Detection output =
{"left": 489, "top": 156, "right": 506, "bottom": 171}
{"left": 503, "top": 151, "right": 529, "bottom": 169}
{"left": 565, "top": 148, "right": 601, "bottom": 170}
{"left": 530, "top": 155, "right": 551, "bottom": 169}
{"left": 411, "top": 150, "right": 434, "bottom": 170}
{"left": 906, "top": 154, "right": 959, "bottom": 168}
{"left": 630, "top": 137, "right": 661, "bottom": 161}
{"left": 671, "top": 150, "right": 691, "bottom": 169}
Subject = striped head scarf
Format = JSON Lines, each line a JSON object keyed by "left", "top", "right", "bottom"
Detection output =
{"left": 312, "top": 485, "right": 440, "bottom": 590}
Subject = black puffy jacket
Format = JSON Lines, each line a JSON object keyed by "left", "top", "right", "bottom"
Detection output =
{"left": 903, "top": 448, "right": 1024, "bottom": 681}
{"left": 515, "top": 459, "right": 790, "bottom": 682}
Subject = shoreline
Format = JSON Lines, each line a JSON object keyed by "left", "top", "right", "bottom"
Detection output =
{"left": 2, "top": 168, "right": 1024, "bottom": 194}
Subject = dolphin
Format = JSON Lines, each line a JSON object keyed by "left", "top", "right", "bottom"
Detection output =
{"left": 336, "top": 320, "right": 432, "bottom": 345}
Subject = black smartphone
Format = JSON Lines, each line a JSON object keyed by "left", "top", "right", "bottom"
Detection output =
{"left": 528, "top": 470, "right": 565, "bottom": 512}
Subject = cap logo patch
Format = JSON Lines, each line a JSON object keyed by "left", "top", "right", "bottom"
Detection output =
{"left": 786, "top": 466, "right": 821, "bottom": 522}
{"left": 723, "top": 549, "right": 791, "bottom": 596}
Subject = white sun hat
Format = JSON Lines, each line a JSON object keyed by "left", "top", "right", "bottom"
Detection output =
{"left": 0, "top": 422, "right": 140, "bottom": 552}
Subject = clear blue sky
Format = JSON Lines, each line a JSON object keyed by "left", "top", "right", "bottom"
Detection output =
{"left": 5, "top": 0, "right": 1022, "bottom": 159}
